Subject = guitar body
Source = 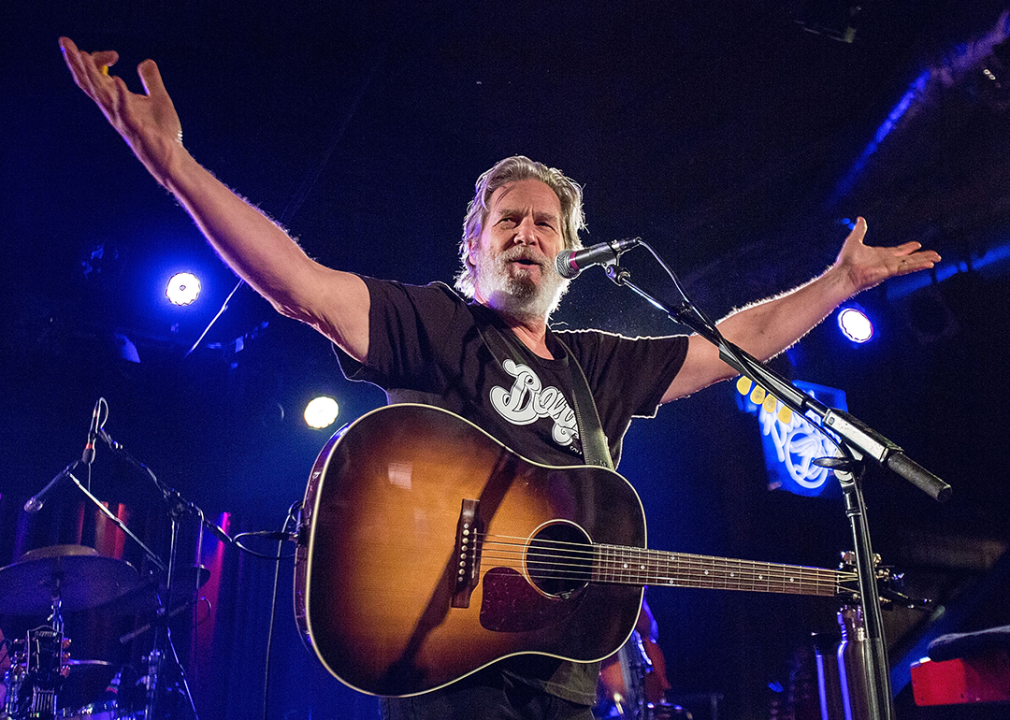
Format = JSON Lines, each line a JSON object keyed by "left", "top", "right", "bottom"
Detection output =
{"left": 294, "top": 404, "right": 646, "bottom": 697}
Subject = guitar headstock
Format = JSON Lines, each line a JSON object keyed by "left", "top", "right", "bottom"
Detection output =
{"left": 836, "top": 552, "right": 934, "bottom": 611}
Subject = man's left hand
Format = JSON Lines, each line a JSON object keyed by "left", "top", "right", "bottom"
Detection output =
{"left": 834, "top": 217, "right": 941, "bottom": 294}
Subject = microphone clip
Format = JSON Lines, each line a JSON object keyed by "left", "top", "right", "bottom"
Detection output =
{"left": 82, "top": 398, "right": 107, "bottom": 465}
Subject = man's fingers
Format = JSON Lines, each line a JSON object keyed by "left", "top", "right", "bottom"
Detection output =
{"left": 110, "top": 75, "right": 131, "bottom": 117}
{"left": 60, "top": 38, "right": 124, "bottom": 101}
{"left": 844, "top": 217, "right": 868, "bottom": 245}
{"left": 91, "top": 50, "right": 120, "bottom": 72}
{"left": 137, "top": 59, "right": 167, "bottom": 98}
{"left": 894, "top": 243, "right": 941, "bottom": 264}
{"left": 58, "top": 36, "right": 79, "bottom": 56}
{"left": 892, "top": 241, "right": 924, "bottom": 256}
{"left": 895, "top": 258, "right": 937, "bottom": 276}
{"left": 895, "top": 250, "right": 940, "bottom": 273}
{"left": 60, "top": 37, "right": 91, "bottom": 91}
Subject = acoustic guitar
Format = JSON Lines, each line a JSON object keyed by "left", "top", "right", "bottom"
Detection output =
{"left": 293, "top": 404, "right": 857, "bottom": 697}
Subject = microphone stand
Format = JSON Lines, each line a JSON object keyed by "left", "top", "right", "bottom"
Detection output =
{"left": 98, "top": 429, "right": 229, "bottom": 720}
{"left": 602, "top": 259, "right": 951, "bottom": 720}
{"left": 65, "top": 469, "right": 167, "bottom": 574}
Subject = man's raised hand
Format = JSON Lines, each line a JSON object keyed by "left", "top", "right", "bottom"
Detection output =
{"left": 60, "top": 37, "right": 184, "bottom": 184}
{"left": 833, "top": 217, "right": 941, "bottom": 295}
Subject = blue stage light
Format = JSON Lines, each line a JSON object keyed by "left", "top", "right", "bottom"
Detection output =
{"left": 167, "top": 272, "right": 201, "bottom": 306}
{"left": 838, "top": 306, "right": 874, "bottom": 343}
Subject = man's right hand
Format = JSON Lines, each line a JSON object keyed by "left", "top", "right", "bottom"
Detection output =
{"left": 59, "top": 37, "right": 372, "bottom": 363}
{"left": 60, "top": 37, "right": 183, "bottom": 185}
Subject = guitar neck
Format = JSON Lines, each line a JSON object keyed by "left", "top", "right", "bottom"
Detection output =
{"left": 592, "top": 545, "right": 848, "bottom": 598}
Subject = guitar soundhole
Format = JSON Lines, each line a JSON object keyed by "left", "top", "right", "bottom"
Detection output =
{"left": 526, "top": 522, "right": 592, "bottom": 598}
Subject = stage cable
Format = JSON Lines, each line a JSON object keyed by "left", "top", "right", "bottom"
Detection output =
{"left": 261, "top": 500, "right": 302, "bottom": 720}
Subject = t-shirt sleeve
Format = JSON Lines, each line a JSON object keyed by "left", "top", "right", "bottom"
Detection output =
{"left": 559, "top": 329, "right": 689, "bottom": 420}
{"left": 337, "top": 277, "right": 468, "bottom": 392}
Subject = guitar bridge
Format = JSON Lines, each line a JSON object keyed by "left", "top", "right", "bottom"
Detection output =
{"left": 451, "top": 499, "right": 482, "bottom": 608}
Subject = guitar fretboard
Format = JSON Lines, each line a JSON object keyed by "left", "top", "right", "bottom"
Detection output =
{"left": 592, "top": 544, "right": 848, "bottom": 597}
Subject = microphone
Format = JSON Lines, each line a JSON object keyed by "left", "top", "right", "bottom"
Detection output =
{"left": 554, "top": 237, "right": 642, "bottom": 279}
{"left": 82, "top": 398, "right": 103, "bottom": 465}
{"left": 24, "top": 462, "right": 77, "bottom": 514}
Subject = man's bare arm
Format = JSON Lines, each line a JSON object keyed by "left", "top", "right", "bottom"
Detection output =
{"left": 663, "top": 218, "right": 940, "bottom": 402}
{"left": 59, "top": 37, "right": 370, "bottom": 362}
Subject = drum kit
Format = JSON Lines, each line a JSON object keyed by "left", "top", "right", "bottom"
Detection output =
{"left": 2, "top": 400, "right": 219, "bottom": 720}
{"left": 0, "top": 544, "right": 183, "bottom": 720}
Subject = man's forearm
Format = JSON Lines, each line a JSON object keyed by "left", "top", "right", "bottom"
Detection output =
{"left": 157, "top": 148, "right": 370, "bottom": 360}
{"left": 714, "top": 263, "right": 856, "bottom": 363}
{"left": 160, "top": 148, "right": 323, "bottom": 318}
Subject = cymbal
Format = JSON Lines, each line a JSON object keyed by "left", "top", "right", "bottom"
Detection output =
{"left": 0, "top": 545, "right": 140, "bottom": 615}
{"left": 92, "top": 564, "right": 211, "bottom": 616}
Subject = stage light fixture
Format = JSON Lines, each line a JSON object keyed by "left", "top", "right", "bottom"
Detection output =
{"left": 304, "top": 396, "right": 339, "bottom": 429}
{"left": 167, "top": 272, "right": 201, "bottom": 306}
{"left": 838, "top": 306, "right": 873, "bottom": 343}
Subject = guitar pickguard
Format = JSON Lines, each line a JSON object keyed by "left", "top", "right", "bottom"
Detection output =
{"left": 480, "top": 567, "right": 584, "bottom": 632}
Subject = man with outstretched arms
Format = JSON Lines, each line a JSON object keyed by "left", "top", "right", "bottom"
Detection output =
{"left": 60, "top": 37, "right": 939, "bottom": 720}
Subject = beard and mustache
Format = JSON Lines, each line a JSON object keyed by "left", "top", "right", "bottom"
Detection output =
{"left": 473, "top": 243, "right": 570, "bottom": 324}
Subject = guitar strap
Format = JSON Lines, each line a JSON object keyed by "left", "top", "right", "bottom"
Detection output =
{"left": 472, "top": 305, "right": 615, "bottom": 471}
{"left": 552, "top": 334, "right": 615, "bottom": 471}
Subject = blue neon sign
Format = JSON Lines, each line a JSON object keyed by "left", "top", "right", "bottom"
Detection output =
{"left": 735, "top": 379, "right": 848, "bottom": 497}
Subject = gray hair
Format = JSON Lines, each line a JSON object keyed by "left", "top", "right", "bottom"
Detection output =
{"left": 454, "top": 156, "right": 586, "bottom": 298}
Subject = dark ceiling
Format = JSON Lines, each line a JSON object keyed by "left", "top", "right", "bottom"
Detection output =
{"left": 3, "top": 1, "right": 1010, "bottom": 716}
{"left": 5, "top": 0, "right": 1007, "bottom": 482}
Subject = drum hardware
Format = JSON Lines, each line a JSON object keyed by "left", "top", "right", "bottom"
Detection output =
{"left": 94, "top": 426, "right": 227, "bottom": 720}
{"left": 4, "top": 626, "right": 65, "bottom": 720}
{"left": 55, "top": 664, "right": 146, "bottom": 720}
{"left": 119, "top": 601, "right": 196, "bottom": 646}
{"left": 0, "top": 544, "right": 145, "bottom": 720}
{"left": 596, "top": 597, "right": 684, "bottom": 720}
{"left": 92, "top": 566, "right": 210, "bottom": 622}
{"left": 12, "top": 402, "right": 229, "bottom": 720}
{"left": 58, "top": 699, "right": 121, "bottom": 720}
{"left": 596, "top": 630, "right": 688, "bottom": 720}
{"left": 142, "top": 649, "right": 161, "bottom": 718}
{"left": 0, "top": 544, "right": 141, "bottom": 720}
{"left": 14, "top": 398, "right": 265, "bottom": 720}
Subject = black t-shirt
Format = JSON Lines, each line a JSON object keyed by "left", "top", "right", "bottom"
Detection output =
{"left": 339, "top": 277, "right": 688, "bottom": 704}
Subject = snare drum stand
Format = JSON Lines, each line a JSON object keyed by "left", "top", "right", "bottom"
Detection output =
{"left": 144, "top": 494, "right": 206, "bottom": 720}
{"left": 96, "top": 431, "right": 207, "bottom": 720}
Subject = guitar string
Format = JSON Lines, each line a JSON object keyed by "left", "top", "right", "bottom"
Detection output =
{"left": 476, "top": 533, "right": 850, "bottom": 580}
{"left": 470, "top": 534, "right": 856, "bottom": 590}
{"left": 478, "top": 540, "right": 850, "bottom": 582}
{"left": 476, "top": 560, "right": 842, "bottom": 587}
{"left": 474, "top": 553, "right": 847, "bottom": 594}
{"left": 483, "top": 563, "right": 848, "bottom": 590}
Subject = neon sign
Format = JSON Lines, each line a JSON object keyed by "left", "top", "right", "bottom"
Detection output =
{"left": 735, "top": 379, "right": 848, "bottom": 497}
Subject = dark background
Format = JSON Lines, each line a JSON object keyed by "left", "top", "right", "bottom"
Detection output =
{"left": 3, "top": 1, "right": 1010, "bottom": 718}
